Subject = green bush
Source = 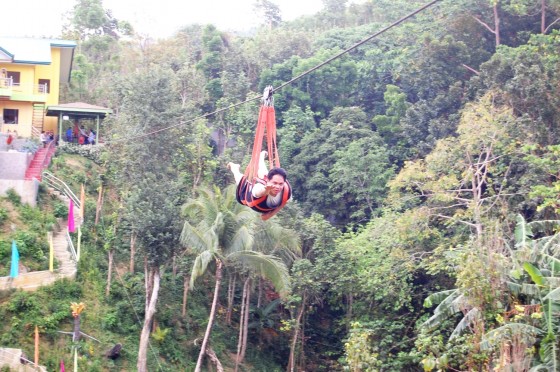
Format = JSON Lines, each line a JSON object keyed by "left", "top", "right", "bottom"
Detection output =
{"left": 5, "top": 188, "right": 21, "bottom": 206}
{"left": 0, "top": 207, "right": 7, "bottom": 224}
{"left": 53, "top": 202, "right": 68, "bottom": 218}
{"left": 57, "top": 142, "right": 105, "bottom": 164}
{"left": 0, "top": 239, "right": 10, "bottom": 261}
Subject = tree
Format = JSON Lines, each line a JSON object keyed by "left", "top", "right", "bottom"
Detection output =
{"left": 253, "top": 0, "right": 282, "bottom": 29}
{"left": 181, "top": 186, "right": 290, "bottom": 372}
{"left": 290, "top": 106, "right": 384, "bottom": 225}
{"left": 329, "top": 136, "right": 394, "bottom": 223}
{"left": 106, "top": 66, "right": 185, "bottom": 372}
{"left": 234, "top": 217, "right": 300, "bottom": 369}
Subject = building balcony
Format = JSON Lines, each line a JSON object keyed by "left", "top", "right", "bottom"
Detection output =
{"left": 0, "top": 78, "right": 48, "bottom": 102}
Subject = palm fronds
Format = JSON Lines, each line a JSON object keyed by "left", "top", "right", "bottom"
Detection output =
{"left": 229, "top": 250, "right": 290, "bottom": 298}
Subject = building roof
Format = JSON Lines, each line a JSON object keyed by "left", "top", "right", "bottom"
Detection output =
{"left": 46, "top": 102, "right": 113, "bottom": 119}
{"left": 0, "top": 37, "right": 77, "bottom": 82}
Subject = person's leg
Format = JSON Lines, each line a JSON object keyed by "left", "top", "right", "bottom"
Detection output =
{"left": 257, "top": 151, "right": 269, "bottom": 179}
{"left": 227, "top": 162, "right": 243, "bottom": 185}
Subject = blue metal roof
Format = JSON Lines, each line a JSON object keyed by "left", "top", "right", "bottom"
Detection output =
{"left": 0, "top": 37, "right": 76, "bottom": 65}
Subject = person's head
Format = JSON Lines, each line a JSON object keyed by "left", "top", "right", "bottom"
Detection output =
{"left": 267, "top": 167, "right": 287, "bottom": 197}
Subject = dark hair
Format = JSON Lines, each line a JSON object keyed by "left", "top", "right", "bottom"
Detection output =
{"left": 268, "top": 167, "right": 287, "bottom": 181}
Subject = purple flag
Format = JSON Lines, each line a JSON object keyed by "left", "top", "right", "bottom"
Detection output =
{"left": 10, "top": 240, "right": 19, "bottom": 278}
{"left": 68, "top": 199, "right": 75, "bottom": 233}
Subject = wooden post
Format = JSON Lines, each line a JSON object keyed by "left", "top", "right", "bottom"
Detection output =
{"left": 34, "top": 326, "right": 39, "bottom": 367}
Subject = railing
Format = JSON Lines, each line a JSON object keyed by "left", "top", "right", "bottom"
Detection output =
{"left": 40, "top": 140, "right": 55, "bottom": 169}
{"left": 0, "top": 79, "right": 47, "bottom": 95}
{"left": 66, "top": 230, "right": 78, "bottom": 261}
{"left": 42, "top": 171, "right": 82, "bottom": 210}
{"left": 0, "top": 77, "right": 12, "bottom": 89}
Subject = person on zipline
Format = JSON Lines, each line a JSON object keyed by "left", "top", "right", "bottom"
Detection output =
{"left": 228, "top": 151, "right": 291, "bottom": 220}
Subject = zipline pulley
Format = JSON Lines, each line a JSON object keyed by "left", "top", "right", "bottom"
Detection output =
{"left": 262, "top": 86, "right": 274, "bottom": 107}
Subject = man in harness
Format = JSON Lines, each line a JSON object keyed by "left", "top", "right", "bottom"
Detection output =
{"left": 228, "top": 151, "right": 291, "bottom": 221}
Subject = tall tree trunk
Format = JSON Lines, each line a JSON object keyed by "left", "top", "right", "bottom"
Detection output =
{"left": 182, "top": 274, "right": 190, "bottom": 317}
{"left": 235, "top": 277, "right": 249, "bottom": 372}
{"left": 235, "top": 277, "right": 252, "bottom": 371}
{"left": 287, "top": 293, "right": 306, "bottom": 372}
{"left": 346, "top": 293, "right": 353, "bottom": 332}
{"left": 472, "top": 3, "right": 501, "bottom": 47}
{"left": 240, "top": 278, "right": 251, "bottom": 362}
{"left": 95, "top": 184, "right": 103, "bottom": 225}
{"left": 137, "top": 266, "right": 161, "bottom": 372}
{"left": 195, "top": 260, "right": 223, "bottom": 372}
{"left": 106, "top": 249, "right": 114, "bottom": 296}
{"left": 129, "top": 233, "right": 136, "bottom": 273}
{"left": 300, "top": 310, "right": 306, "bottom": 371}
{"left": 542, "top": 0, "right": 547, "bottom": 33}
{"left": 493, "top": 3, "right": 500, "bottom": 46}
{"left": 226, "top": 274, "right": 236, "bottom": 325}
{"left": 257, "top": 277, "right": 263, "bottom": 308}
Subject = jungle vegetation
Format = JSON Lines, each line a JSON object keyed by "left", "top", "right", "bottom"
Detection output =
{"left": 2, "top": 0, "right": 560, "bottom": 370}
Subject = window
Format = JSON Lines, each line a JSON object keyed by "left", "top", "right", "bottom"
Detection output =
{"left": 38, "top": 79, "right": 50, "bottom": 93}
{"left": 7, "top": 71, "right": 20, "bottom": 85}
{"left": 3, "top": 109, "right": 18, "bottom": 124}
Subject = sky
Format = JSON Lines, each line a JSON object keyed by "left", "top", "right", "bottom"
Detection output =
{"left": 4, "top": 0, "right": 335, "bottom": 39}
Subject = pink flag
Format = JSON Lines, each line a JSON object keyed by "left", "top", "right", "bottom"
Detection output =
{"left": 60, "top": 359, "right": 65, "bottom": 372}
{"left": 68, "top": 199, "right": 75, "bottom": 233}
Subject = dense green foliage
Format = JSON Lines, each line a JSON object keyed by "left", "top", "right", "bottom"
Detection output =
{"left": 3, "top": 0, "right": 560, "bottom": 370}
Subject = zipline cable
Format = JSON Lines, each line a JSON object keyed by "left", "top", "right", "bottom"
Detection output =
{"left": 105, "top": 0, "right": 442, "bottom": 144}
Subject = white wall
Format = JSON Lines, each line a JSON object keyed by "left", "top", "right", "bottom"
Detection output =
{"left": 0, "top": 179, "right": 39, "bottom": 206}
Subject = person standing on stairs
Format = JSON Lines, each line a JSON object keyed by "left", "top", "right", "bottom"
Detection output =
{"left": 40, "top": 131, "right": 48, "bottom": 148}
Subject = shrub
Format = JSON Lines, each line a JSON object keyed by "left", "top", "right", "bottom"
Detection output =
{"left": 0, "top": 208, "right": 7, "bottom": 224}
{"left": 5, "top": 189, "right": 21, "bottom": 206}
{"left": 53, "top": 202, "right": 68, "bottom": 218}
{"left": 57, "top": 142, "right": 105, "bottom": 164}
{"left": 0, "top": 239, "right": 9, "bottom": 261}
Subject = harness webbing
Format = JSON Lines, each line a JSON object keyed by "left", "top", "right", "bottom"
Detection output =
{"left": 243, "top": 96, "right": 280, "bottom": 182}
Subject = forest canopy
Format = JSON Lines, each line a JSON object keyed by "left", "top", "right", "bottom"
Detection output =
{"left": 3, "top": 0, "right": 560, "bottom": 371}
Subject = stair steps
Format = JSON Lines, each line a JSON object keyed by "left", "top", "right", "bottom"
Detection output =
{"left": 24, "top": 146, "right": 56, "bottom": 181}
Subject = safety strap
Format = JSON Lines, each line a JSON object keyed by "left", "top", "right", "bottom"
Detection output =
{"left": 243, "top": 86, "right": 280, "bottom": 183}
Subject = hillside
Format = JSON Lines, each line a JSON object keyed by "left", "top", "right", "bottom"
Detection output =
{"left": 3, "top": 0, "right": 560, "bottom": 371}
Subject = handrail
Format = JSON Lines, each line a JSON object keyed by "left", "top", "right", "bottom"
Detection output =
{"left": 40, "top": 140, "right": 55, "bottom": 170}
{"left": 42, "top": 171, "right": 81, "bottom": 210}
{"left": 66, "top": 230, "right": 78, "bottom": 262}
{"left": 9, "top": 82, "right": 48, "bottom": 95}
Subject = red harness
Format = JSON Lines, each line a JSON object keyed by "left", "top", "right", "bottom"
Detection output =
{"left": 236, "top": 176, "right": 291, "bottom": 215}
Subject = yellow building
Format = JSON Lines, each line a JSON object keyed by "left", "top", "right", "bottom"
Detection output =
{"left": 0, "top": 37, "right": 76, "bottom": 137}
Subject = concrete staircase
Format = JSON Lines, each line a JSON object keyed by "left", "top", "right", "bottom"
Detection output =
{"left": 51, "top": 190, "right": 81, "bottom": 277}
{"left": 24, "top": 146, "right": 56, "bottom": 182}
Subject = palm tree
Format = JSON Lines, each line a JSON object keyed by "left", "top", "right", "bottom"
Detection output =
{"left": 181, "top": 185, "right": 291, "bottom": 372}
{"left": 234, "top": 218, "right": 300, "bottom": 371}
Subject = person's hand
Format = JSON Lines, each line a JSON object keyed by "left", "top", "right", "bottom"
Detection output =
{"left": 264, "top": 184, "right": 275, "bottom": 195}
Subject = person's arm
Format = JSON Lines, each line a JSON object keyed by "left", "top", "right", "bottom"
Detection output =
{"left": 252, "top": 183, "right": 266, "bottom": 198}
